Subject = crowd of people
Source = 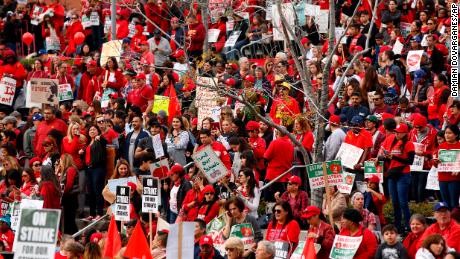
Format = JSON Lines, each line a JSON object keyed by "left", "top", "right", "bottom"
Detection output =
{"left": 0, "top": 0, "right": 459, "bottom": 258}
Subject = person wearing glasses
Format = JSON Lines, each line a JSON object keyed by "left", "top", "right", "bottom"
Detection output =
{"left": 265, "top": 201, "right": 301, "bottom": 253}
{"left": 274, "top": 176, "right": 309, "bottom": 227}
{"left": 371, "top": 90, "right": 394, "bottom": 116}
{"left": 18, "top": 168, "right": 38, "bottom": 199}
{"left": 224, "top": 237, "right": 245, "bottom": 259}
{"left": 196, "top": 185, "right": 220, "bottom": 224}
{"left": 28, "top": 157, "right": 42, "bottom": 180}
{"left": 236, "top": 169, "right": 260, "bottom": 219}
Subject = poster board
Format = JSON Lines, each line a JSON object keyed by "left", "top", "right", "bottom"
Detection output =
{"left": 335, "top": 143, "right": 364, "bottom": 169}
{"left": 307, "top": 160, "right": 344, "bottom": 189}
{"left": 273, "top": 241, "right": 290, "bottom": 259}
{"left": 407, "top": 50, "right": 424, "bottom": 72}
{"left": 192, "top": 146, "right": 228, "bottom": 184}
{"left": 142, "top": 177, "right": 160, "bottom": 213}
{"left": 13, "top": 208, "right": 61, "bottom": 259}
{"left": 114, "top": 186, "right": 130, "bottom": 221}
{"left": 426, "top": 166, "right": 440, "bottom": 190}
{"left": 100, "top": 40, "right": 122, "bottom": 67}
{"left": 272, "top": 3, "right": 296, "bottom": 41}
{"left": 151, "top": 134, "right": 165, "bottom": 159}
{"left": 208, "top": 29, "right": 221, "bottom": 43}
{"left": 206, "top": 214, "right": 226, "bottom": 256}
{"left": 438, "top": 149, "right": 460, "bottom": 172}
{"left": 364, "top": 161, "right": 384, "bottom": 183}
{"left": 0, "top": 77, "right": 16, "bottom": 106}
{"left": 152, "top": 95, "right": 170, "bottom": 115}
{"left": 195, "top": 77, "right": 220, "bottom": 129}
{"left": 149, "top": 158, "right": 170, "bottom": 179}
{"left": 29, "top": 78, "right": 59, "bottom": 105}
{"left": 166, "top": 222, "right": 195, "bottom": 259}
{"left": 329, "top": 235, "right": 363, "bottom": 259}
{"left": 337, "top": 172, "right": 355, "bottom": 194}
{"left": 229, "top": 223, "right": 255, "bottom": 250}
{"left": 224, "top": 31, "right": 242, "bottom": 47}
{"left": 58, "top": 84, "right": 73, "bottom": 101}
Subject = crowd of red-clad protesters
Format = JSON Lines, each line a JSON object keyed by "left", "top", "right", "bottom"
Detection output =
{"left": 0, "top": 0, "right": 459, "bottom": 258}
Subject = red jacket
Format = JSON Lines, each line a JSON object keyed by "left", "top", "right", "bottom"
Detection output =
{"left": 61, "top": 136, "right": 86, "bottom": 169}
{"left": 64, "top": 20, "right": 84, "bottom": 55}
{"left": 34, "top": 118, "right": 68, "bottom": 158}
{"left": 409, "top": 125, "right": 437, "bottom": 169}
{"left": 403, "top": 230, "right": 425, "bottom": 259}
{"left": 102, "top": 69, "right": 125, "bottom": 91}
{"left": 264, "top": 136, "right": 294, "bottom": 182}
{"left": 338, "top": 226, "right": 378, "bottom": 259}
{"left": 187, "top": 22, "right": 206, "bottom": 52}
{"left": 78, "top": 69, "right": 103, "bottom": 105}
{"left": 62, "top": 167, "right": 78, "bottom": 194}
{"left": 39, "top": 181, "right": 61, "bottom": 209}
{"left": 196, "top": 202, "right": 220, "bottom": 223}
{"left": 248, "top": 136, "right": 266, "bottom": 170}
{"left": 417, "top": 220, "right": 460, "bottom": 252}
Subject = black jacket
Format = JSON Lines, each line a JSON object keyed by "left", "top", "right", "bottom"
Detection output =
{"left": 88, "top": 137, "right": 107, "bottom": 168}
{"left": 176, "top": 178, "right": 192, "bottom": 210}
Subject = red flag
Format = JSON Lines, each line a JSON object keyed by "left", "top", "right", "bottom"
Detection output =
{"left": 103, "top": 217, "right": 122, "bottom": 258}
{"left": 167, "top": 85, "right": 181, "bottom": 124}
{"left": 302, "top": 238, "right": 317, "bottom": 259}
{"left": 123, "top": 221, "right": 153, "bottom": 259}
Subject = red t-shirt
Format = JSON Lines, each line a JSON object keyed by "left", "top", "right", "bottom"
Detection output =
{"left": 381, "top": 134, "right": 415, "bottom": 174}
{"left": 344, "top": 129, "right": 373, "bottom": 150}
{"left": 103, "top": 128, "right": 119, "bottom": 145}
{"left": 265, "top": 220, "right": 300, "bottom": 246}
{"left": 127, "top": 84, "right": 155, "bottom": 112}
{"left": 0, "top": 229, "right": 14, "bottom": 252}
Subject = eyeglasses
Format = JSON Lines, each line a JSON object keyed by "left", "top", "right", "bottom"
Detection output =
{"left": 287, "top": 182, "right": 295, "bottom": 185}
{"left": 205, "top": 193, "right": 213, "bottom": 195}
{"left": 225, "top": 247, "right": 235, "bottom": 252}
{"left": 97, "top": 120, "right": 105, "bottom": 124}
{"left": 33, "top": 163, "right": 41, "bottom": 167}
{"left": 274, "top": 209, "right": 283, "bottom": 214}
{"left": 247, "top": 130, "right": 255, "bottom": 133}
{"left": 267, "top": 63, "right": 273, "bottom": 67}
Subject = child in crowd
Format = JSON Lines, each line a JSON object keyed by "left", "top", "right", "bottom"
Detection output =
{"left": 375, "top": 224, "right": 409, "bottom": 259}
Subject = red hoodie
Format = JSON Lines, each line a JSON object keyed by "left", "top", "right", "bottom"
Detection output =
{"left": 187, "top": 22, "right": 206, "bottom": 52}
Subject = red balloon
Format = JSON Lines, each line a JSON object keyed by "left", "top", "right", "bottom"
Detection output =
{"left": 22, "top": 32, "right": 34, "bottom": 46}
{"left": 74, "top": 32, "right": 85, "bottom": 45}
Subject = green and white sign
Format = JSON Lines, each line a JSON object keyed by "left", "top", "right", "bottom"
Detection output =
{"left": 13, "top": 208, "right": 61, "bottom": 259}
{"left": 58, "top": 84, "right": 73, "bottom": 101}
{"left": 307, "top": 160, "right": 344, "bottom": 189}
{"left": 192, "top": 145, "right": 228, "bottom": 184}
{"left": 438, "top": 149, "right": 460, "bottom": 172}
{"left": 364, "top": 161, "right": 384, "bottom": 183}
{"left": 206, "top": 214, "right": 226, "bottom": 256}
{"left": 329, "top": 235, "right": 362, "bottom": 259}
{"left": 229, "top": 223, "right": 255, "bottom": 250}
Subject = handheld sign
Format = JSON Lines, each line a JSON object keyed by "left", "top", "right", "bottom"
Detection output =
{"left": 152, "top": 95, "right": 170, "bottom": 115}
{"left": 11, "top": 199, "right": 44, "bottom": 232}
{"left": 150, "top": 158, "right": 170, "bottom": 179}
{"left": 29, "top": 78, "right": 59, "bottom": 105}
{"left": 206, "top": 214, "right": 226, "bottom": 256}
{"left": 337, "top": 172, "right": 355, "bottom": 195}
{"left": 307, "top": 160, "right": 344, "bottom": 189}
{"left": 438, "top": 149, "right": 460, "bottom": 172}
{"left": 407, "top": 50, "right": 424, "bottom": 72}
{"left": 364, "top": 161, "right": 384, "bottom": 183}
{"left": 229, "top": 223, "right": 255, "bottom": 250}
{"left": 58, "top": 84, "right": 73, "bottom": 101}
{"left": 142, "top": 177, "right": 160, "bottom": 213}
{"left": 192, "top": 145, "right": 228, "bottom": 184}
{"left": 1, "top": 201, "right": 9, "bottom": 216}
{"left": 329, "top": 235, "right": 363, "bottom": 259}
{"left": 336, "top": 143, "right": 364, "bottom": 169}
{"left": 13, "top": 208, "right": 61, "bottom": 259}
{"left": 0, "top": 77, "right": 16, "bottom": 106}
{"left": 166, "top": 222, "right": 195, "bottom": 259}
{"left": 224, "top": 31, "right": 242, "bottom": 47}
{"left": 426, "top": 166, "right": 440, "bottom": 190}
{"left": 273, "top": 241, "right": 290, "bottom": 259}
{"left": 151, "top": 134, "right": 165, "bottom": 159}
{"left": 114, "top": 186, "right": 130, "bottom": 221}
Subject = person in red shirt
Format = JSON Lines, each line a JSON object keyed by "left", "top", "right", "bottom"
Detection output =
{"left": 77, "top": 60, "right": 103, "bottom": 105}
{"left": 196, "top": 185, "right": 220, "bottom": 223}
{"left": 428, "top": 74, "right": 450, "bottom": 129}
{"left": 301, "top": 206, "right": 335, "bottom": 259}
{"left": 197, "top": 129, "right": 232, "bottom": 170}
{"left": 269, "top": 82, "right": 300, "bottom": 125}
{"left": 433, "top": 125, "right": 460, "bottom": 209}
{"left": 265, "top": 201, "right": 300, "bottom": 254}
{"left": 403, "top": 214, "right": 427, "bottom": 259}
{"left": 378, "top": 123, "right": 415, "bottom": 233}
{"left": 246, "top": 121, "right": 266, "bottom": 172}
{"left": 263, "top": 128, "right": 294, "bottom": 201}
{"left": 0, "top": 216, "right": 14, "bottom": 252}
{"left": 130, "top": 25, "right": 147, "bottom": 53}
{"left": 139, "top": 41, "right": 155, "bottom": 66}
{"left": 0, "top": 50, "right": 27, "bottom": 90}
{"left": 185, "top": 15, "right": 206, "bottom": 59}
{"left": 127, "top": 73, "right": 154, "bottom": 112}
{"left": 339, "top": 208, "right": 378, "bottom": 259}
{"left": 417, "top": 202, "right": 460, "bottom": 252}
{"left": 33, "top": 107, "right": 68, "bottom": 158}
{"left": 39, "top": 165, "right": 61, "bottom": 209}
{"left": 344, "top": 115, "right": 373, "bottom": 181}
{"left": 64, "top": 13, "right": 84, "bottom": 56}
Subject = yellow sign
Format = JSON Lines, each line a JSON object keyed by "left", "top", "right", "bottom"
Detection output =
{"left": 152, "top": 95, "right": 170, "bottom": 115}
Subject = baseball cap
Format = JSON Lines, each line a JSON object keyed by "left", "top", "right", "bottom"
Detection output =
{"left": 288, "top": 175, "right": 301, "bottom": 185}
{"left": 135, "top": 73, "right": 146, "bottom": 80}
{"left": 168, "top": 164, "right": 184, "bottom": 176}
{"left": 301, "top": 206, "right": 321, "bottom": 219}
{"left": 329, "top": 115, "right": 341, "bottom": 125}
{"left": 366, "top": 115, "right": 379, "bottom": 124}
{"left": 365, "top": 175, "right": 380, "bottom": 183}
{"left": 199, "top": 235, "right": 213, "bottom": 246}
{"left": 395, "top": 123, "right": 409, "bottom": 133}
{"left": 90, "top": 232, "right": 103, "bottom": 243}
{"left": 350, "top": 115, "right": 364, "bottom": 126}
{"left": 173, "top": 49, "right": 185, "bottom": 58}
{"left": 87, "top": 60, "right": 97, "bottom": 67}
{"left": 413, "top": 114, "right": 427, "bottom": 128}
{"left": 245, "top": 121, "right": 259, "bottom": 131}
{"left": 434, "top": 202, "right": 450, "bottom": 211}
{"left": 32, "top": 113, "right": 44, "bottom": 121}
{"left": 201, "top": 185, "right": 215, "bottom": 195}
{"left": 301, "top": 37, "right": 309, "bottom": 45}
{"left": 361, "top": 57, "right": 372, "bottom": 63}
{"left": 122, "top": 38, "right": 131, "bottom": 44}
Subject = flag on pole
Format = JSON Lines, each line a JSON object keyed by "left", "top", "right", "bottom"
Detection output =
{"left": 123, "top": 221, "right": 153, "bottom": 259}
{"left": 103, "top": 216, "right": 122, "bottom": 258}
{"left": 302, "top": 237, "right": 317, "bottom": 259}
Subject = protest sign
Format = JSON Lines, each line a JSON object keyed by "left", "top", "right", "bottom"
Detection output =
{"left": 266, "top": 0, "right": 273, "bottom": 20}
{"left": 337, "top": 172, "right": 355, "bottom": 194}
{"left": 364, "top": 161, "right": 384, "bottom": 183}
{"left": 196, "top": 77, "right": 220, "bottom": 129}
{"left": 272, "top": 3, "right": 296, "bottom": 40}
{"left": 11, "top": 199, "right": 44, "bottom": 232}
{"left": 166, "top": 222, "right": 195, "bottom": 259}
{"left": 151, "top": 134, "right": 165, "bottom": 159}
{"left": 107, "top": 176, "right": 138, "bottom": 193}
{"left": 224, "top": 31, "right": 242, "bottom": 47}
{"left": 192, "top": 146, "right": 228, "bottom": 183}
{"left": 336, "top": 143, "right": 364, "bottom": 169}
{"left": 410, "top": 155, "right": 425, "bottom": 171}
{"left": 399, "top": 22, "right": 411, "bottom": 38}
{"left": 294, "top": 2, "right": 306, "bottom": 26}
{"left": 152, "top": 95, "right": 170, "bottom": 116}
{"left": 31, "top": 6, "right": 44, "bottom": 25}
{"left": 1, "top": 201, "right": 9, "bottom": 216}
{"left": 230, "top": 223, "right": 255, "bottom": 250}
{"left": 13, "top": 208, "right": 60, "bottom": 259}
{"left": 206, "top": 214, "right": 226, "bottom": 256}
{"left": 329, "top": 235, "right": 363, "bottom": 259}
{"left": 82, "top": 14, "right": 91, "bottom": 28}
{"left": 274, "top": 241, "right": 290, "bottom": 259}
{"left": 58, "top": 84, "right": 73, "bottom": 101}
{"left": 150, "top": 158, "right": 170, "bottom": 179}
{"left": 414, "top": 143, "right": 427, "bottom": 153}
{"left": 29, "top": 78, "right": 59, "bottom": 105}
{"left": 100, "top": 88, "right": 116, "bottom": 108}
{"left": 208, "top": 29, "right": 221, "bottom": 43}
{"left": 114, "top": 186, "right": 130, "bottom": 221}
{"left": 0, "top": 77, "right": 16, "bottom": 106}
{"left": 142, "top": 177, "right": 160, "bottom": 213}
{"left": 317, "top": 10, "right": 329, "bottom": 33}
{"left": 393, "top": 40, "right": 404, "bottom": 55}
{"left": 90, "top": 12, "right": 100, "bottom": 26}
{"left": 438, "top": 149, "right": 460, "bottom": 172}
{"left": 426, "top": 166, "right": 440, "bottom": 190}
{"left": 407, "top": 50, "right": 424, "bottom": 72}
{"left": 100, "top": 40, "right": 122, "bottom": 66}
{"left": 307, "top": 160, "right": 344, "bottom": 189}
{"left": 368, "top": 91, "right": 376, "bottom": 111}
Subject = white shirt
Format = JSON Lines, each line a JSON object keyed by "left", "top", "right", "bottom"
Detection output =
{"left": 169, "top": 185, "right": 180, "bottom": 213}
